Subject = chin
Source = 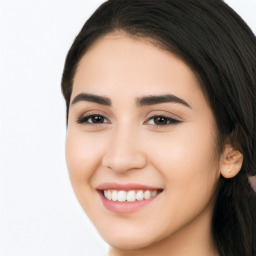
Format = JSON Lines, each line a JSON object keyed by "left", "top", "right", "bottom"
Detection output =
{"left": 105, "top": 234, "right": 154, "bottom": 251}
{"left": 97, "top": 224, "right": 164, "bottom": 251}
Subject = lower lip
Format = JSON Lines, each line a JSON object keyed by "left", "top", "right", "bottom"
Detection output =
{"left": 98, "top": 191, "right": 161, "bottom": 214}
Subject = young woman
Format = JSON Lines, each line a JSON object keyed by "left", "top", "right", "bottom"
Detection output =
{"left": 61, "top": 0, "right": 256, "bottom": 255}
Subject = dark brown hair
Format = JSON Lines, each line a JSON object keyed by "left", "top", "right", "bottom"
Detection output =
{"left": 61, "top": 0, "right": 256, "bottom": 255}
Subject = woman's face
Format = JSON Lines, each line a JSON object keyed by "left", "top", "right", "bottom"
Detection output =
{"left": 66, "top": 34, "right": 222, "bottom": 251}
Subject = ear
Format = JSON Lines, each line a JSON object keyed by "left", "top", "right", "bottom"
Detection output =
{"left": 219, "top": 144, "right": 243, "bottom": 179}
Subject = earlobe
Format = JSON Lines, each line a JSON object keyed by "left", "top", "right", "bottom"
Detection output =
{"left": 220, "top": 145, "right": 243, "bottom": 179}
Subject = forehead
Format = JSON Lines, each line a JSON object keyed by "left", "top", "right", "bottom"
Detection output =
{"left": 72, "top": 33, "right": 207, "bottom": 110}
{"left": 75, "top": 33, "right": 195, "bottom": 80}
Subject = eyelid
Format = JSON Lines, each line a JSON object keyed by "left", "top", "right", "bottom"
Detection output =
{"left": 145, "top": 110, "right": 181, "bottom": 120}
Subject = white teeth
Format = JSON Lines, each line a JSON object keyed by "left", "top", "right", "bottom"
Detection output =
{"left": 117, "top": 191, "right": 126, "bottom": 202}
{"left": 104, "top": 190, "right": 112, "bottom": 200}
{"left": 136, "top": 190, "right": 144, "bottom": 201}
{"left": 111, "top": 190, "right": 118, "bottom": 201}
{"left": 103, "top": 189, "right": 159, "bottom": 202}
{"left": 127, "top": 190, "right": 136, "bottom": 202}
{"left": 144, "top": 190, "right": 151, "bottom": 199}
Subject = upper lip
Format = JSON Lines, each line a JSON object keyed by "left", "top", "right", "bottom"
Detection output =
{"left": 96, "top": 183, "right": 162, "bottom": 191}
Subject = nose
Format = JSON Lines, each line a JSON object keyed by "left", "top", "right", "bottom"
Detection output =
{"left": 102, "top": 128, "right": 147, "bottom": 173}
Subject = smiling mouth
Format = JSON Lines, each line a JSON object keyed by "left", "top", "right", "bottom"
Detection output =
{"left": 100, "top": 189, "right": 163, "bottom": 202}
{"left": 97, "top": 183, "right": 163, "bottom": 213}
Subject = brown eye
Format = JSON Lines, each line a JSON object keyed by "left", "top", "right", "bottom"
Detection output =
{"left": 147, "top": 115, "right": 181, "bottom": 126}
{"left": 153, "top": 116, "right": 169, "bottom": 125}
{"left": 91, "top": 115, "right": 105, "bottom": 123}
{"left": 77, "top": 114, "right": 109, "bottom": 124}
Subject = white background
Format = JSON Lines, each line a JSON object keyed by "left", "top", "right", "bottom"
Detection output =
{"left": 0, "top": 1, "right": 255, "bottom": 255}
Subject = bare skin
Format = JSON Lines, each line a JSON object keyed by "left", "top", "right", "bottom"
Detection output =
{"left": 65, "top": 33, "right": 243, "bottom": 256}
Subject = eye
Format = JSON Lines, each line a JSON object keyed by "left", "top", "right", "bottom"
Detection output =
{"left": 77, "top": 114, "right": 110, "bottom": 124}
{"left": 146, "top": 115, "right": 181, "bottom": 126}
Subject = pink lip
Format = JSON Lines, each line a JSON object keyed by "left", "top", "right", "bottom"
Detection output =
{"left": 96, "top": 182, "right": 161, "bottom": 191}
{"left": 96, "top": 183, "right": 163, "bottom": 214}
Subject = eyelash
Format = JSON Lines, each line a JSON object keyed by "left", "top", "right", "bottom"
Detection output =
{"left": 146, "top": 115, "right": 181, "bottom": 126}
{"left": 77, "top": 114, "right": 110, "bottom": 124}
{"left": 77, "top": 114, "right": 181, "bottom": 126}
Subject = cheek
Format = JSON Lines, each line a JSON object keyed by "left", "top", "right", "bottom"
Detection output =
{"left": 147, "top": 123, "right": 220, "bottom": 195}
{"left": 65, "top": 129, "right": 108, "bottom": 217}
{"left": 65, "top": 130, "right": 104, "bottom": 185}
{"left": 142, "top": 125, "right": 220, "bottom": 235}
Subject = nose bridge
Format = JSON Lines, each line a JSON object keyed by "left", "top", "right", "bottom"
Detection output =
{"left": 102, "top": 122, "right": 147, "bottom": 172}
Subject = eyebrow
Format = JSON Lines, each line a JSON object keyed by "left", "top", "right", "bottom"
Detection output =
{"left": 71, "top": 93, "right": 111, "bottom": 106}
{"left": 137, "top": 94, "right": 191, "bottom": 108}
{"left": 71, "top": 93, "right": 191, "bottom": 109}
